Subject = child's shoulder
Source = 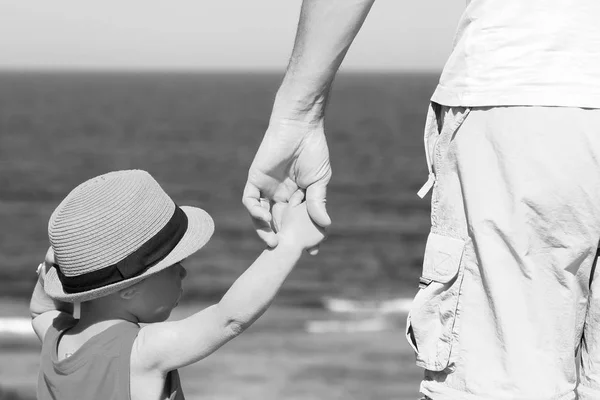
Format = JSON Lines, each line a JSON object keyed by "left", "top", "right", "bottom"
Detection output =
{"left": 55, "top": 320, "right": 139, "bottom": 361}
{"left": 35, "top": 311, "right": 76, "bottom": 345}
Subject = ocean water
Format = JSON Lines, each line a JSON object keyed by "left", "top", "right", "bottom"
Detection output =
{"left": 0, "top": 71, "right": 438, "bottom": 305}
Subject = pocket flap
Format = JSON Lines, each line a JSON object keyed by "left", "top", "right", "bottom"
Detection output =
{"left": 422, "top": 232, "right": 465, "bottom": 283}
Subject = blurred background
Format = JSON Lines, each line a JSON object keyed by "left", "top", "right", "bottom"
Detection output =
{"left": 0, "top": 1, "right": 463, "bottom": 399}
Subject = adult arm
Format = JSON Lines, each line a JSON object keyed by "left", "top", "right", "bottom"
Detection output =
{"left": 243, "top": 0, "right": 376, "bottom": 248}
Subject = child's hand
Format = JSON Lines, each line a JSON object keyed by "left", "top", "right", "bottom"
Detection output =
{"left": 36, "top": 246, "right": 55, "bottom": 283}
{"left": 277, "top": 191, "right": 327, "bottom": 251}
{"left": 44, "top": 246, "right": 55, "bottom": 266}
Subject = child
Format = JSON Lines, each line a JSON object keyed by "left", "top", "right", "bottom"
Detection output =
{"left": 29, "top": 169, "right": 325, "bottom": 400}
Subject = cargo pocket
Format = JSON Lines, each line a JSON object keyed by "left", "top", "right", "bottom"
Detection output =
{"left": 405, "top": 232, "right": 466, "bottom": 372}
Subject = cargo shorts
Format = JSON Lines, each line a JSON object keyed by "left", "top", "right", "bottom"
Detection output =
{"left": 406, "top": 104, "right": 600, "bottom": 400}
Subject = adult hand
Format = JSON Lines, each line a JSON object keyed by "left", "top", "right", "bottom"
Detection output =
{"left": 243, "top": 118, "right": 332, "bottom": 252}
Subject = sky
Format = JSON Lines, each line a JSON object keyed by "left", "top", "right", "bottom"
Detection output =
{"left": 0, "top": 0, "right": 465, "bottom": 71}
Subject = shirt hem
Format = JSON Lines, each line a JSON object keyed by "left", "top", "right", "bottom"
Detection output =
{"left": 431, "top": 86, "right": 600, "bottom": 109}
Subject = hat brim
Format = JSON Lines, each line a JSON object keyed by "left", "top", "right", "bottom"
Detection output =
{"left": 44, "top": 206, "right": 214, "bottom": 303}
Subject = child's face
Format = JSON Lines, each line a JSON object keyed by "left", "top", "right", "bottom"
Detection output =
{"left": 131, "top": 262, "right": 187, "bottom": 323}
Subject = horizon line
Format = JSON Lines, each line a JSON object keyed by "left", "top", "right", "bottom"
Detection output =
{"left": 0, "top": 66, "right": 443, "bottom": 74}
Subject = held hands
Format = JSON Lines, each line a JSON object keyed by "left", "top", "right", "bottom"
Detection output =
{"left": 243, "top": 119, "right": 332, "bottom": 251}
{"left": 276, "top": 190, "right": 327, "bottom": 251}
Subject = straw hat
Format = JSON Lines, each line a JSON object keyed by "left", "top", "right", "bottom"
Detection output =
{"left": 44, "top": 170, "right": 214, "bottom": 302}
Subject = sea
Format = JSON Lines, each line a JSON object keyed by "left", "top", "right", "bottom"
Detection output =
{"left": 0, "top": 71, "right": 439, "bottom": 306}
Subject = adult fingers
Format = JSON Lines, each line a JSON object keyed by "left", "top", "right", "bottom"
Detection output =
{"left": 271, "top": 202, "right": 286, "bottom": 233}
{"left": 243, "top": 183, "right": 278, "bottom": 247}
{"left": 252, "top": 217, "right": 278, "bottom": 248}
{"left": 242, "top": 182, "right": 272, "bottom": 223}
{"left": 306, "top": 224, "right": 328, "bottom": 256}
{"left": 306, "top": 182, "right": 331, "bottom": 228}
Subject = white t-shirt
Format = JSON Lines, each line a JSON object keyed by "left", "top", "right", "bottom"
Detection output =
{"left": 432, "top": 0, "right": 600, "bottom": 108}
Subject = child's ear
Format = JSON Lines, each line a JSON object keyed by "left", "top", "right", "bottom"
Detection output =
{"left": 119, "top": 286, "right": 140, "bottom": 300}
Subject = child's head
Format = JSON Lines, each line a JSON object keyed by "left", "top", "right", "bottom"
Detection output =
{"left": 75, "top": 261, "right": 187, "bottom": 323}
{"left": 43, "top": 170, "right": 214, "bottom": 321}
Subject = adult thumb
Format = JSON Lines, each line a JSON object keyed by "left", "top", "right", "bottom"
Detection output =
{"left": 306, "top": 182, "right": 331, "bottom": 228}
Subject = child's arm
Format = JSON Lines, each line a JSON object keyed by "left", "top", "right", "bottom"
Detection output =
{"left": 30, "top": 247, "right": 74, "bottom": 342}
{"left": 134, "top": 200, "right": 325, "bottom": 373}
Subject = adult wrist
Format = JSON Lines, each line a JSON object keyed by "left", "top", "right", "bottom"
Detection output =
{"left": 270, "top": 77, "right": 330, "bottom": 127}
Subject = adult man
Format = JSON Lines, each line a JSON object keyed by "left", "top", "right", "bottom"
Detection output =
{"left": 243, "top": 1, "right": 600, "bottom": 398}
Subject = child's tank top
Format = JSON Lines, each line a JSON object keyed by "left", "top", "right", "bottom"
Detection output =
{"left": 37, "top": 315, "right": 185, "bottom": 400}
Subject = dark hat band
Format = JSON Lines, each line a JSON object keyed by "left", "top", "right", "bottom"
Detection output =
{"left": 55, "top": 205, "right": 188, "bottom": 294}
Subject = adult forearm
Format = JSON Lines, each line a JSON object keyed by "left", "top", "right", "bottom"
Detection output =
{"left": 217, "top": 242, "right": 303, "bottom": 331}
{"left": 272, "top": 0, "right": 376, "bottom": 124}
